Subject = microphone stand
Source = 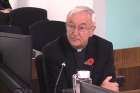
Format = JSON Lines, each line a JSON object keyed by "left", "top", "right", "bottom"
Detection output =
{"left": 54, "top": 62, "right": 66, "bottom": 93}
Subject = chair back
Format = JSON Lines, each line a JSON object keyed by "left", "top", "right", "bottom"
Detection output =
{"left": 9, "top": 7, "right": 47, "bottom": 35}
{"left": 29, "top": 20, "right": 66, "bottom": 51}
{"left": 0, "top": 12, "right": 9, "bottom": 25}
{"left": 0, "top": 25, "right": 22, "bottom": 34}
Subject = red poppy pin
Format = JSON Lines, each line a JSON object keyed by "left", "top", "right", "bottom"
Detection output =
{"left": 84, "top": 58, "right": 95, "bottom": 65}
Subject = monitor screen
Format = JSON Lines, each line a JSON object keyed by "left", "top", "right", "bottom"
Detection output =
{"left": 80, "top": 81, "right": 116, "bottom": 93}
{"left": 0, "top": 32, "right": 32, "bottom": 89}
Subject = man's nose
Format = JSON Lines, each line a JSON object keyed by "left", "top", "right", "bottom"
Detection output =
{"left": 72, "top": 27, "right": 79, "bottom": 35}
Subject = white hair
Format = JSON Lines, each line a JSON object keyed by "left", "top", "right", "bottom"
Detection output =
{"left": 67, "top": 6, "right": 96, "bottom": 22}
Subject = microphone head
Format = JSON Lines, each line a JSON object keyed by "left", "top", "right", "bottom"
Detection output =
{"left": 61, "top": 62, "right": 66, "bottom": 67}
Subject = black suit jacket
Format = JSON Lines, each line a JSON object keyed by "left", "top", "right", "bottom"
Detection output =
{"left": 42, "top": 34, "right": 116, "bottom": 93}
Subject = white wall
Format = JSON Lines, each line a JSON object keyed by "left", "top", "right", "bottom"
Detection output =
{"left": 9, "top": 0, "right": 106, "bottom": 38}
{"left": 10, "top": 0, "right": 94, "bottom": 21}
{"left": 9, "top": 0, "right": 29, "bottom": 8}
{"left": 45, "top": 0, "right": 94, "bottom": 21}
{"left": 94, "top": 0, "right": 106, "bottom": 38}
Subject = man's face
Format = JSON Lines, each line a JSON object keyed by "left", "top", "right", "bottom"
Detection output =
{"left": 66, "top": 12, "right": 96, "bottom": 49}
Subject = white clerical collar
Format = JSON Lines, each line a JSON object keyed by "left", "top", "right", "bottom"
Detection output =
{"left": 77, "top": 48, "right": 83, "bottom": 52}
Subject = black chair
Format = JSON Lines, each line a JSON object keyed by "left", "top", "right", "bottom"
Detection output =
{"left": 0, "top": 12, "right": 9, "bottom": 25}
{"left": 29, "top": 20, "right": 66, "bottom": 51}
{"left": 30, "top": 20, "right": 66, "bottom": 93}
{"left": 0, "top": 25, "right": 22, "bottom": 34}
{"left": 9, "top": 7, "right": 47, "bottom": 35}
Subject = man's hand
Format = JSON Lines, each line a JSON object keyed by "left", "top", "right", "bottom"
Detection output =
{"left": 101, "top": 76, "right": 119, "bottom": 92}
{"left": 0, "top": 8, "right": 12, "bottom": 13}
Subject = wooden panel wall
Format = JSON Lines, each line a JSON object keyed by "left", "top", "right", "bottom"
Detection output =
{"left": 114, "top": 47, "right": 140, "bottom": 91}
{"left": 114, "top": 47, "right": 140, "bottom": 69}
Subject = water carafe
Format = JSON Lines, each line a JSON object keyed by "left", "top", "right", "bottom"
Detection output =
{"left": 72, "top": 70, "right": 92, "bottom": 93}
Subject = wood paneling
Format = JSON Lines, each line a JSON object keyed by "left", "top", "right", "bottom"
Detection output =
{"left": 120, "top": 89, "right": 140, "bottom": 93}
{"left": 32, "top": 60, "right": 38, "bottom": 80}
{"left": 114, "top": 47, "right": 140, "bottom": 91}
{"left": 118, "top": 66, "right": 140, "bottom": 91}
{"left": 114, "top": 47, "right": 140, "bottom": 69}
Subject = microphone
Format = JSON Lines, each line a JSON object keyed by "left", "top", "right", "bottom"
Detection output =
{"left": 61, "top": 62, "right": 66, "bottom": 67}
{"left": 54, "top": 62, "right": 66, "bottom": 93}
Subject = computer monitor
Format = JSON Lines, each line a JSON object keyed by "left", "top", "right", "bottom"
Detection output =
{"left": 80, "top": 81, "right": 116, "bottom": 93}
{"left": 0, "top": 32, "right": 32, "bottom": 92}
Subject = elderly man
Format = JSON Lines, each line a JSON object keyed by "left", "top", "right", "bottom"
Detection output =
{"left": 42, "top": 6, "right": 119, "bottom": 93}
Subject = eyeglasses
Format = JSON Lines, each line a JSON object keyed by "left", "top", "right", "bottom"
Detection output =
{"left": 66, "top": 23, "right": 93, "bottom": 32}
